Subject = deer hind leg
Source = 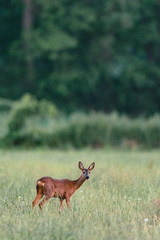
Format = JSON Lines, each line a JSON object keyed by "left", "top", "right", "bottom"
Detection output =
{"left": 39, "top": 196, "right": 51, "bottom": 211}
{"left": 32, "top": 186, "right": 43, "bottom": 210}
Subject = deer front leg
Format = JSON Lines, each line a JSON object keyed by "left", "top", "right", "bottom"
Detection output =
{"left": 65, "top": 196, "right": 70, "bottom": 210}
{"left": 59, "top": 198, "right": 64, "bottom": 214}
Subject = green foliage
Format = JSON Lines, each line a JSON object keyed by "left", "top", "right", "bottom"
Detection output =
{"left": 1, "top": 0, "right": 160, "bottom": 115}
{"left": 8, "top": 94, "right": 58, "bottom": 133}
{"left": 2, "top": 110, "right": 160, "bottom": 149}
{"left": 0, "top": 112, "right": 11, "bottom": 139}
{"left": 0, "top": 98, "right": 14, "bottom": 112}
{"left": 51, "top": 113, "right": 108, "bottom": 148}
{"left": 48, "top": 113, "right": 160, "bottom": 149}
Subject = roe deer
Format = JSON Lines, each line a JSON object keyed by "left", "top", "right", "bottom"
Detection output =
{"left": 32, "top": 161, "right": 95, "bottom": 212}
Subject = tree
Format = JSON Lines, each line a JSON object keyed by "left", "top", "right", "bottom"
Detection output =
{"left": 1, "top": 0, "right": 160, "bottom": 116}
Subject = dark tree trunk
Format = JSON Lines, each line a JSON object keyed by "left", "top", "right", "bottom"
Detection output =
{"left": 22, "top": 0, "right": 35, "bottom": 91}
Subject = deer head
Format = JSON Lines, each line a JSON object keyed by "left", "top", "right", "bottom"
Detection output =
{"left": 78, "top": 161, "right": 95, "bottom": 180}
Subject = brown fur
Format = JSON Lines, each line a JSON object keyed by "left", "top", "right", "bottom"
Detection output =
{"left": 32, "top": 161, "right": 95, "bottom": 212}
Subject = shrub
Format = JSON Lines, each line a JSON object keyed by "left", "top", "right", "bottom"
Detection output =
{"left": 143, "top": 115, "right": 160, "bottom": 148}
{"left": 0, "top": 98, "right": 14, "bottom": 112}
{"left": 59, "top": 113, "right": 108, "bottom": 148}
{"left": 2, "top": 108, "right": 160, "bottom": 149}
{"left": 8, "top": 94, "right": 59, "bottom": 132}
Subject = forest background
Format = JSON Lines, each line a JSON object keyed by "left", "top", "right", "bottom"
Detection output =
{"left": 1, "top": 0, "right": 160, "bottom": 148}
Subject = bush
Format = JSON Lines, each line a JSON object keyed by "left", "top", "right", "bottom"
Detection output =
{"left": 2, "top": 108, "right": 160, "bottom": 149}
{"left": 0, "top": 98, "right": 14, "bottom": 112}
{"left": 8, "top": 94, "right": 59, "bottom": 132}
{"left": 2, "top": 94, "right": 59, "bottom": 147}
{"left": 57, "top": 113, "right": 108, "bottom": 148}
{"left": 143, "top": 115, "right": 160, "bottom": 148}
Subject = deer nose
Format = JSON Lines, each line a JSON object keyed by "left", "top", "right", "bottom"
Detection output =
{"left": 85, "top": 176, "right": 89, "bottom": 179}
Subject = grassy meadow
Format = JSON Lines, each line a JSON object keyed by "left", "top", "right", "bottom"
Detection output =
{"left": 1, "top": 149, "right": 160, "bottom": 240}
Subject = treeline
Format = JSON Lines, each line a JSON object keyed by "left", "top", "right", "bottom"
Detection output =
{"left": 1, "top": 0, "right": 160, "bottom": 115}
{"left": 1, "top": 95, "right": 160, "bottom": 149}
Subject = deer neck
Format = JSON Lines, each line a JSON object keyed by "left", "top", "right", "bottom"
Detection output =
{"left": 73, "top": 174, "right": 86, "bottom": 190}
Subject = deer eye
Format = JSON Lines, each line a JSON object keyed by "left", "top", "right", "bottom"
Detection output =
{"left": 83, "top": 172, "right": 85, "bottom": 174}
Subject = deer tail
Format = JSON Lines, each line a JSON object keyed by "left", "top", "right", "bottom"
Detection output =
{"left": 36, "top": 180, "right": 44, "bottom": 193}
{"left": 37, "top": 180, "right": 44, "bottom": 187}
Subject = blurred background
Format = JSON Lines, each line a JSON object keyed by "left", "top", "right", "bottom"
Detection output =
{"left": 0, "top": 0, "right": 160, "bottom": 149}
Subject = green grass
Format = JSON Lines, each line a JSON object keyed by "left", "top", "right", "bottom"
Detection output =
{"left": 1, "top": 149, "right": 160, "bottom": 240}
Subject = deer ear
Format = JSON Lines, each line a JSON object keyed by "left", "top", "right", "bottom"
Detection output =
{"left": 88, "top": 162, "right": 95, "bottom": 171}
{"left": 78, "top": 161, "right": 85, "bottom": 170}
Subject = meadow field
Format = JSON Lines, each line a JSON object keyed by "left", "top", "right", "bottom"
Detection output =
{"left": 1, "top": 149, "right": 160, "bottom": 240}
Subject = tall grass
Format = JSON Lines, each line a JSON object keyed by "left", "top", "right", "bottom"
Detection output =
{"left": 1, "top": 149, "right": 160, "bottom": 240}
